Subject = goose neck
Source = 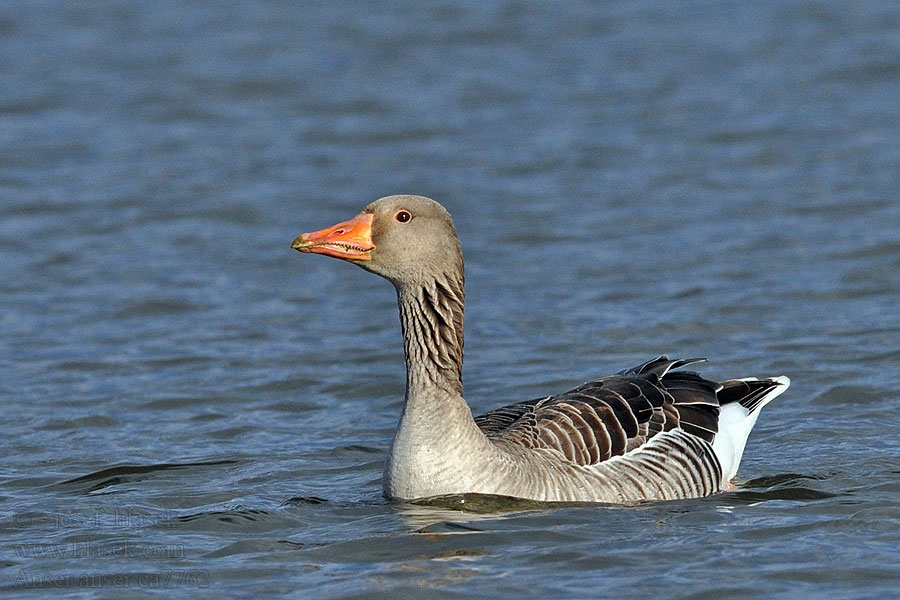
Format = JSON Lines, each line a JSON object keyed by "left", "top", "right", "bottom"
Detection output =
{"left": 396, "top": 274, "right": 465, "bottom": 399}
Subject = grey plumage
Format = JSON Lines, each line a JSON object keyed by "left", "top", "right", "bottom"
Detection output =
{"left": 293, "top": 195, "right": 790, "bottom": 503}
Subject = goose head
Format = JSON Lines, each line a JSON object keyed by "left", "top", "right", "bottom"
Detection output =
{"left": 292, "top": 195, "right": 463, "bottom": 288}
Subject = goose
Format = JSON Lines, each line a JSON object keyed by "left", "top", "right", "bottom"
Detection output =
{"left": 291, "top": 195, "right": 789, "bottom": 503}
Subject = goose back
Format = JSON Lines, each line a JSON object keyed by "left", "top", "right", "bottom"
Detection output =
{"left": 474, "top": 356, "right": 774, "bottom": 472}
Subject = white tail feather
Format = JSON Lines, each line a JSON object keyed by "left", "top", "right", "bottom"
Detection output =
{"left": 712, "top": 376, "right": 790, "bottom": 484}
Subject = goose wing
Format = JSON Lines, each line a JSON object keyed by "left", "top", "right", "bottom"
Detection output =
{"left": 474, "top": 355, "right": 723, "bottom": 467}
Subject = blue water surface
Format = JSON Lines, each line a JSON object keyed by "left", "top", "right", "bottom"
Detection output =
{"left": 2, "top": 1, "right": 899, "bottom": 598}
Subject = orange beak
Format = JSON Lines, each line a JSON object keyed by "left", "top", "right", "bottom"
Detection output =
{"left": 291, "top": 212, "right": 375, "bottom": 261}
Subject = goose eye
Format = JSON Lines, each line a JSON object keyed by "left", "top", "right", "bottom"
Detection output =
{"left": 394, "top": 210, "right": 412, "bottom": 223}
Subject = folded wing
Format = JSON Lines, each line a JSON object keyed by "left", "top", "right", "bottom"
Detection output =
{"left": 474, "top": 355, "right": 723, "bottom": 467}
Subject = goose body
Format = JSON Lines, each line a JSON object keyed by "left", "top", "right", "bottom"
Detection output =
{"left": 292, "top": 195, "right": 789, "bottom": 503}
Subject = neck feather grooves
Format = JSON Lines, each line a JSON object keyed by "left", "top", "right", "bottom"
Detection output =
{"left": 398, "top": 273, "right": 465, "bottom": 395}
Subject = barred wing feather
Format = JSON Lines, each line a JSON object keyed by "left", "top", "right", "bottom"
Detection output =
{"left": 475, "top": 356, "right": 731, "bottom": 468}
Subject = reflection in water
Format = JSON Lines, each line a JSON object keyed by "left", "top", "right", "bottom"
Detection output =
{"left": 395, "top": 504, "right": 499, "bottom": 532}
{"left": 396, "top": 475, "right": 842, "bottom": 529}
{"left": 396, "top": 493, "right": 588, "bottom": 530}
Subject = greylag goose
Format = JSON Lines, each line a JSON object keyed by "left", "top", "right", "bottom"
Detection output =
{"left": 292, "top": 195, "right": 790, "bottom": 503}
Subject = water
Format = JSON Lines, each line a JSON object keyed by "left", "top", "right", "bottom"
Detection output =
{"left": 2, "top": 1, "right": 899, "bottom": 598}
